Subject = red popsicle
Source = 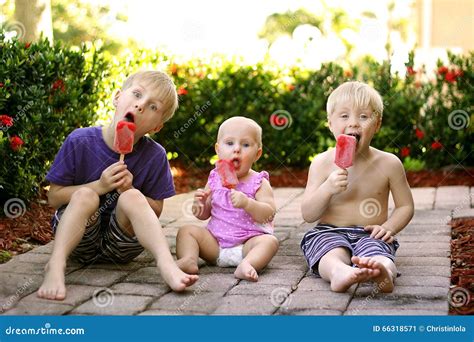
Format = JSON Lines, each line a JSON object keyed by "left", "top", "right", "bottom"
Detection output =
{"left": 216, "top": 159, "right": 239, "bottom": 189}
{"left": 114, "top": 121, "right": 136, "bottom": 161}
{"left": 335, "top": 134, "right": 356, "bottom": 169}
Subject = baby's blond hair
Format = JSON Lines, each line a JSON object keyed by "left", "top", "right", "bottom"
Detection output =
{"left": 327, "top": 81, "right": 383, "bottom": 118}
{"left": 122, "top": 71, "right": 178, "bottom": 122}
{"left": 217, "top": 116, "right": 263, "bottom": 148}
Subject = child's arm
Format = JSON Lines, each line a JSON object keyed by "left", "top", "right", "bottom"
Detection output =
{"left": 365, "top": 155, "right": 414, "bottom": 241}
{"left": 231, "top": 179, "right": 276, "bottom": 224}
{"left": 301, "top": 154, "right": 348, "bottom": 223}
{"left": 382, "top": 155, "right": 414, "bottom": 234}
{"left": 47, "top": 162, "right": 129, "bottom": 209}
{"left": 193, "top": 183, "right": 212, "bottom": 220}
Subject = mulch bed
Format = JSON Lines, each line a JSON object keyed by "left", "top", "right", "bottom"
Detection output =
{"left": 449, "top": 217, "right": 474, "bottom": 315}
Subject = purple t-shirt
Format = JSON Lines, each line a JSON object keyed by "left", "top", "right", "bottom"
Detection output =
{"left": 46, "top": 127, "right": 175, "bottom": 207}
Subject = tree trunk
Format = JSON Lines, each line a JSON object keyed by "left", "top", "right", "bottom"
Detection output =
{"left": 14, "top": 0, "right": 53, "bottom": 43}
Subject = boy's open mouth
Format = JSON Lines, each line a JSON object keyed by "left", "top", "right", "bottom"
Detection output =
{"left": 346, "top": 132, "right": 360, "bottom": 143}
{"left": 124, "top": 112, "right": 135, "bottom": 123}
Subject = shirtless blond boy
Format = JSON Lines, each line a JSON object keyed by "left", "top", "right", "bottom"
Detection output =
{"left": 301, "top": 81, "right": 414, "bottom": 293}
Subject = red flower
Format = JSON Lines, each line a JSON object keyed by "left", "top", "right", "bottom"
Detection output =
{"left": 431, "top": 141, "right": 443, "bottom": 150}
{"left": 400, "top": 147, "right": 410, "bottom": 157}
{"left": 9, "top": 136, "right": 24, "bottom": 151}
{"left": 445, "top": 71, "right": 458, "bottom": 83}
{"left": 344, "top": 70, "right": 353, "bottom": 78}
{"left": 52, "top": 79, "right": 66, "bottom": 92}
{"left": 0, "top": 115, "right": 14, "bottom": 127}
{"left": 287, "top": 84, "right": 295, "bottom": 91}
{"left": 415, "top": 128, "right": 424, "bottom": 140}
{"left": 406, "top": 66, "right": 416, "bottom": 76}
{"left": 24, "top": 42, "right": 31, "bottom": 49}
{"left": 0, "top": 82, "right": 4, "bottom": 88}
{"left": 437, "top": 66, "right": 448, "bottom": 75}
{"left": 177, "top": 87, "right": 188, "bottom": 96}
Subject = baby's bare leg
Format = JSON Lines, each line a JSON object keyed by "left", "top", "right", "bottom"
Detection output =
{"left": 318, "top": 247, "right": 377, "bottom": 292}
{"left": 176, "top": 225, "right": 219, "bottom": 274}
{"left": 235, "top": 234, "right": 279, "bottom": 282}
{"left": 351, "top": 255, "right": 396, "bottom": 293}
{"left": 115, "top": 189, "right": 198, "bottom": 292}
{"left": 38, "top": 187, "right": 99, "bottom": 300}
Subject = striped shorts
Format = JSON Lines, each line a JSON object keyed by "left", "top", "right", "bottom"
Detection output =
{"left": 300, "top": 224, "right": 399, "bottom": 276}
{"left": 52, "top": 206, "right": 144, "bottom": 264}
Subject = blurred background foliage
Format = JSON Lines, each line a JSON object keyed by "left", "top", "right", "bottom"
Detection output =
{"left": 0, "top": 0, "right": 472, "bottom": 201}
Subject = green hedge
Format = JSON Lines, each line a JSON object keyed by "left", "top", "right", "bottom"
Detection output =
{"left": 0, "top": 34, "right": 107, "bottom": 201}
{"left": 1, "top": 33, "right": 472, "bottom": 202}
{"left": 160, "top": 52, "right": 473, "bottom": 170}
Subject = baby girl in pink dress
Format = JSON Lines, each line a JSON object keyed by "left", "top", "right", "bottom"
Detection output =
{"left": 176, "top": 116, "right": 279, "bottom": 281}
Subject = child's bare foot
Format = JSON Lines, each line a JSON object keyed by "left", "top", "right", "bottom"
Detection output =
{"left": 330, "top": 264, "right": 378, "bottom": 292}
{"left": 234, "top": 260, "right": 258, "bottom": 282}
{"left": 176, "top": 257, "right": 199, "bottom": 274}
{"left": 160, "top": 263, "right": 199, "bottom": 292}
{"left": 351, "top": 256, "right": 394, "bottom": 293}
{"left": 37, "top": 261, "right": 67, "bottom": 300}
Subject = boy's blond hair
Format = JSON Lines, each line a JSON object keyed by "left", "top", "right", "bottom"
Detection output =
{"left": 326, "top": 81, "right": 384, "bottom": 118}
{"left": 122, "top": 71, "right": 178, "bottom": 122}
{"left": 217, "top": 116, "right": 263, "bottom": 148}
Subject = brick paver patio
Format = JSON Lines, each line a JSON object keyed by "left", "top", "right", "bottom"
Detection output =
{"left": 1, "top": 186, "right": 472, "bottom": 315}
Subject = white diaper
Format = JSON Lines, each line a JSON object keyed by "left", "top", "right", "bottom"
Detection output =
{"left": 216, "top": 244, "right": 244, "bottom": 267}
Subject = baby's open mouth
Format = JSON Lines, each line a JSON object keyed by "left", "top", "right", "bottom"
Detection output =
{"left": 124, "top": 112, "right": 135, "bottom": 123}
{"left": 232, "top": 158, "right": 241, "bottom": 169}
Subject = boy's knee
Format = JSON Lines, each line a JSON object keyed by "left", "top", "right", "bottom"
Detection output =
{"left": 70, "top": 187, "right": 99, "bottom": 207}
{"left": 118, "top": 189, "right": 146, "bottom": 205}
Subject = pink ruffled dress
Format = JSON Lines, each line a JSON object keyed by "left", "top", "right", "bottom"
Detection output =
{"left": 206, "top": 169, "right": 274, "bottom": 248}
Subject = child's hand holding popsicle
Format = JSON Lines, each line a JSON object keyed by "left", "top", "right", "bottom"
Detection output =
{"left": 110, "top": 120, "right": 136, "bottom": 193}
{"left": 323, "top": 134, "right": 357, "bottom": 195}
{"left": 114, "top": 120, "right": 136, "bottom": 162}
{"left": 216, "top": 159, "right": 249, "bottom": 208}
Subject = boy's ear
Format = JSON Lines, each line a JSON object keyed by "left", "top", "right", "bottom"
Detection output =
{"left": 214, "top": 143, "right": 219, "bottom": 155}
{"left": 327, "top": 116, "right": 334, "bottom": 133}
{"left": 375, "top": 115, "right": 382, "bottom": 132}
{"left": 113, "top": 90, "right": 121, "bottom": 107}
{"left": 149, "top": 123, "right": 164, "bottom": 134}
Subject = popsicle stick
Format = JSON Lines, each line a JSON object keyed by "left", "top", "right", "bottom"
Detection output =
{"left": 119, "top": 154, "right": 125, "bottom": 162}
